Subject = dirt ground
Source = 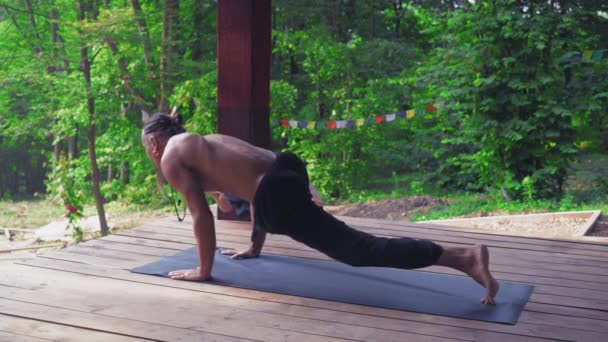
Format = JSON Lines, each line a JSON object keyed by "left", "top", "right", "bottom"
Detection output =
{"left": 324, "top": 196, "right": 608, "bottom": 238}
{"left": 324, "top": 196, "right": 444, "bottom": 220}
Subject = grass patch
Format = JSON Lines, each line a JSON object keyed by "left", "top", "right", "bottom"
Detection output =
{"left": 1, "top": 199, "right": 174, "bottom": 232}
{"left": 409, "top": 192, "right": 608, "bottom": 221}
{"left": 0, "top": 199, "right": 64, "bottom": 229}
{"left": 96, "top": 201, "right": 174, "bottom": 231}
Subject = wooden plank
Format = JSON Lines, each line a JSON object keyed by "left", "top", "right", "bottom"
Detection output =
{"left": 17, "top": 216, "right": 603, "bottom": 340}
{"left": 82, "top": 237, "right": 608, "bottom": 291}
{"left": 15, "top": 257, "right": 605, "bottom": 342}
{"left": 0, "top": 300, "right": 247, "bottom": 342}
{"left": 55, "top": 246, "right": 608, "bottom": 313}
{"left": 1, "top": 263, "right": 467, "bottom": 342}
{"left": 339, "top": 215, "right": 608, "bottom": 245}
{"left": 117, "top": 228, "right": 608, "bottom": 277}
{"left": 164, "top": 213, "right": 608, "bottom": 250}
{"left": 144, "top": 219, "right": 608, "bottom": 261}
{"left": 81, "top": 239, "right": 174, "bottom": 257}
{"left": 102, "top": 233, "right": 191, "bottom": 250}
{"left": 58, "top": 241, "right": 608, "bottom": 327}
{"left": 0, "top": 331, "right": 52, "bottom": 342}
{"left": 84, "top": 236, "right": 604, "bottom": 298}
{"left": 1, "top": 262, "right": 559, "bottom": 342}
{"left": 134, "top": 223, "right": 608, "bottom": 278}
{"left": 523, "top": 302, "right": 608, "bottom": 321}
{"left": 48, "top": 242, "right": 608, "bottom": 312}
{"left": 39, "top": 250, "right": 145, "bottom": 269}
{"left": 0, "top": 314, "right": 148, "bottom": 342}
{"left": 342, "top": 218, "right": 608, "bottom": 252}
{"left": 128, "top": 223, "right": 608, "bottom": 277}
{"left": 34, "top": 243, "right": 608, "bottom": 313}
{"left": 114, "top": 229, "right": 608, "bottom": 293}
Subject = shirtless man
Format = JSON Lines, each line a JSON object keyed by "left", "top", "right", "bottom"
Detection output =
{"left": 142, "top": 112, "right": 500, "bottom": 304}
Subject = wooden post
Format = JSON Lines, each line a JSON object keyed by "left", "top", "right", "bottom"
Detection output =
{"left": 217, "top": 0, "right": 271, "bottom": 220}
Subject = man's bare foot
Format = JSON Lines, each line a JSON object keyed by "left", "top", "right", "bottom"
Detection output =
{"left": 436, "top": 244, "right": 500, "bottom": 304}
{"left": 465, "top": 245, "right": 500, "bottom": 304}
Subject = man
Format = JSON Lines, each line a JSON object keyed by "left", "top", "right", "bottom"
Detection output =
{"left": 142, "top": 112, "right": 499, "bottom": 304}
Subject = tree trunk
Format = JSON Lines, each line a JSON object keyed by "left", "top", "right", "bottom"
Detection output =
{"left": 3, "top": 3, "right": 43, "bottom": 53}
{"left": 50, "top": 7, "right": 78, "bottom": 159}
{"left": 370, "top": 0, "right": 375, "bottom": 39}
{"left": 120, "top": 165, "right": 129, "bottom": 185}
{"left": 78, "top": 0, "right": 109, "bottom": 236}
{"left": 393, "top": 0, "right": 403, "bottom": 38}
{"left": 53, "top": 142, "right": 62, "bottom": 161}
{"left": 191, "top": 1, "right": 215, "bottom": 76}
{"left": 107, "top": 164, "right": 113, "bottom": 182}
{"left": 105, "top": 36, "right": 132, "bottom": 185}
{"left": 159, "top": 0, "right": 180, "bottom": 112}
{"left": 329, "top": 0, "right": 338, "bottom": 37}
{"left": 23, "top": 0, "right": 42, "bottom": 45}
{"left": 131, "top": 0, "right": 156, "bottom": 81}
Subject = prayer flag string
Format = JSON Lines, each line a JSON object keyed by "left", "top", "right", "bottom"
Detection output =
{"left": 278, "top": 102, "right": 444, "bottom": 130}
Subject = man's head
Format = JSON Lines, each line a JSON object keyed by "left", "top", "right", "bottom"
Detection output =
{"left": 141, "top": 110, "right": 186, "bottom": 166}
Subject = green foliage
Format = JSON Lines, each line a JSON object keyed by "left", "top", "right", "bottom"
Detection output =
{"left": 408, "top": 1, "right": 607, "bottom": 199}
{"left": 46, "top": 155, "right": 84, "bottom": 242}
{"left": 0, "top": 0, "right": 607, "bottom": 215}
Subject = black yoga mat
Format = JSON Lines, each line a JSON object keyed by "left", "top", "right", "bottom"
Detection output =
{"left": 131, "top": 248, "right": 533, "bottom": 324}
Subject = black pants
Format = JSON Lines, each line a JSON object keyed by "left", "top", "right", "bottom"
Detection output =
{"left": 253, "top": 152, "right": 443, "bottom": 269}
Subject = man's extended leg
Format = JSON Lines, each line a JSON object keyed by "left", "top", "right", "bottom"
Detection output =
{"left": 288, "top": 206, "right": 500, "bottom": 304}
{"left": 435, "top": 244, "right": 500, "bottom": 304}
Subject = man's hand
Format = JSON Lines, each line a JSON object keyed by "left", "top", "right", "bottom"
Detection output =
{"left": 168, "top": 268, "right": 210, "bottom": 281}
{"left": 221, "top": 248, "right": 259, "bottom": 260}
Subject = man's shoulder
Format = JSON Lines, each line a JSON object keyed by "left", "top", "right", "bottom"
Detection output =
{"left": 163, "top": 133, "right": 207, "bottom": 165}
{"left": 166, "top": 132, "right": 206, "bottom": 151}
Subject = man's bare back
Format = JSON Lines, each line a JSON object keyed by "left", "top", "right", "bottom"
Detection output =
{"left": 162, "top": 133, "right": 276, "bottom": 202}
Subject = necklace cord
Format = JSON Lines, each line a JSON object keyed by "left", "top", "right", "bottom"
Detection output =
{"left": 169, "top": 186, "right": 186, "bottom": 222}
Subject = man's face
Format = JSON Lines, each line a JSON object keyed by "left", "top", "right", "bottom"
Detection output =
{"left": 142, "top": 132, "right": 159, "bottom": 165}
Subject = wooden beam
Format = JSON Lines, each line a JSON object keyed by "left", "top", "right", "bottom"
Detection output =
{"left": 217, "top": 0, "right": 271, "bottom": 221}
{"left": 217, "top": 0, "right": 271, "bottom": 148}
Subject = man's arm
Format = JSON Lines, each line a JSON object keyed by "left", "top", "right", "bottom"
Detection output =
{"left": 162, "top": 162, "right": 215, "bottom": 281}
{"left": 249, "top": 204, "right": 266, "bottom": 255}
{"left": 206, "top": 191, "right": 235, "bottom": 213}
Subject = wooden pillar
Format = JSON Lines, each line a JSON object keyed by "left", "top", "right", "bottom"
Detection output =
{"left": 217, "top": 0, "right": 271, "bottom": 220}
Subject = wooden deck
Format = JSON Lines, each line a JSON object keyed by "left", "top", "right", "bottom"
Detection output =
{"left": 1, "top": 214, "right": 607, "bottom": 342}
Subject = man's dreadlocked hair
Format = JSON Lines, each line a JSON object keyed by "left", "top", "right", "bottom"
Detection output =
{"left": 143, "top": 113, "right": 186, "bottom": 137}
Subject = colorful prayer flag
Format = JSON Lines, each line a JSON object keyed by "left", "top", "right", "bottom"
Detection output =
{"left": 279, "top": 119, "right": 289, "bottom": 128}
{"left": 346, "top": 120, "right": 355, "bottom": 128}
{"left": 375, "top": 115, "right": 385, "bottom": 123}
{"left": 426, "top": 104, "right": 436, "bottom": 113}
{"left": 326, "top": 121, "right": 336, "bottom": 129}
{"left": 289, "top": 120, "right": 298, "bottom": 128}
{"left": 307, "top": 121, "right": 316, "bottom": 129}
{"left": 336, "top": 120, "right": 347, "bottom": 129}
{"left": 356, "top": 118, "right": 365, "bottom": 127}
{"left": 406, "top": 109, "right": 415, "bottom": 119}
{"left": 396, "top": 112, "right": 405, "bottom": 118}
{"left": 386, "top": 114, "right": 396, "bottom": 122}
